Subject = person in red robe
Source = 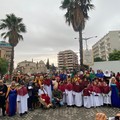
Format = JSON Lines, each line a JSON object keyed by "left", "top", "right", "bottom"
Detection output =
{"left": 83, "top": 85, "right": 91, "bottom": 108}
{"left": 65, "top": 80, "right": 73, "bottom": 106}
{"left": 58, "top": 81, "right": 66, "bottom": 104}
{"left": 92, "top": 81, "right": 101, "bottom": 107}
{"left": 103, "top": 81, "right": 111, "bottom": 106}
{"left": 82, "top": 77, "right": 90, "bottom": 88}
{"left": 38, "top": 85, "right": 52, "bottom": 109}
{"left": 43, "top": 76, "right": 52, "bottom": 101}
{"left": 17, "top": 82, "right": 29, "bottom": 116}
{"left": 73, "top": 79, "right": 84, "bottom": 107}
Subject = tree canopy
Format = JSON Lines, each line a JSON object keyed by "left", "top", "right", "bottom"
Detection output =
{"left": 0, "top": 13, "right": 26, "bottom": 79}
{"left": 109, "top": 49, "right": 120, "bottom": 61}
{"left": 94, "top": 57, "right": 103, "bottom": 62}
{"left": 0, "top": 13, "right": 26, "bottom": 47}
{"left": 0, "top": 58, "right": 8, "bottom": 77}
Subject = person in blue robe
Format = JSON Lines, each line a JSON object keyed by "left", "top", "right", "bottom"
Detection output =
{"left": 6, "top": 81, "right": 17, "bottom": 116}
{"left": 110, "top": 77, "right": 120, "bottom": 108}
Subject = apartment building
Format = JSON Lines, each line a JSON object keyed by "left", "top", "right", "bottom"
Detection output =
{"left": 58, "top": 50, "right": 78, "bottom": 70}
{"left": 0, "top": 41, "right": 12, "bottom": 62}
{"left": 92, "top": 31, "right": 120, "bottom": 61}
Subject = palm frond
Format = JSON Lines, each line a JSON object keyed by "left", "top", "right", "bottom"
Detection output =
{"left": 1, "top": 32, "right": 6, "bottom": 37}
{"left": 18, "top": 34, "right": 23, "bottom": 40}
{"left": 60, "top": 0, "right": 71, "bottom": 9}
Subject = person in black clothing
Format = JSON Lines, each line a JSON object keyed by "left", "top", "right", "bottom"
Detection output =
{"left": 27, "top": 79, "right": 34, "bottom": 110}
{"left": 32, "top": 82, "right": 40, "bottom": 108}
{"left": 0, "top": 80, "right": 8, "bottom": 116}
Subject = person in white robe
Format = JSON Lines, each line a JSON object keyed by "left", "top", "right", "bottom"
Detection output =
{"left": 72, "top": 80, "right": 83, "bottom": 107}
{"left": 83, "top": 86, "right": 91, "bottom": 108}
{"left": 65, "top": 80, "right": 73, "bottom": 106}
{"left": 103, "top": 81, "right": 111, "bottom": 105}
{"left": 43, "top": 76, "right": 52, "bottom": 101}
{"left": 17, "top": 83, "right": 29, "bottom": 116}
{"left": 38, "top": 85, "right": 52, "bottom": 108}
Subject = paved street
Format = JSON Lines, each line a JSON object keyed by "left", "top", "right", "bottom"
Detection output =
{"left": 0, "top": 106, "right": 120, "bottom": 120}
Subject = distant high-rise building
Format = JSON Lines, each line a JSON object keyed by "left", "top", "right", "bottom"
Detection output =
{"left": 58, "top": 50, "right": 78, "bottom": 70}
{"left": 92, "top": 31, "right": 120, "bottom": 61}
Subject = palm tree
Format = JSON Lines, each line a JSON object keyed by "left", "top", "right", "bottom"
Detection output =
{"left": 60, "top": 0, "right": 94, "bottom": 69}
{"left": 0, "top": 14, "right": 26, "bottom": 79}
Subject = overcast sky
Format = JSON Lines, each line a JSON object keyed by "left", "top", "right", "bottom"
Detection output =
{"left": 0, "top": 0, "right": 120, "bottom": 67}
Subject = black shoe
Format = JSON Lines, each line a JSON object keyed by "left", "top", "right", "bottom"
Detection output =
{"left": 20, "top": 113, "right": 23, "bottom": 116}
{"left": 67, "top": 105, "right": 71, "bottom": 107}
{"left": 3, "top": 114, "right": 6, "bottom": 116}
{"left": 72, "top": 105, "right": 75, "bottom": 107}
{"left": 24, "top": 111, "right": 28, "bottom": 114}
{"left": 52, "top": 106, "right": 56, "bottom": 109}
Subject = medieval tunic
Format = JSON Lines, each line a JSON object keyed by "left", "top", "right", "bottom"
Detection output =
{"left": 17, "top": 86, "right": 28, "bottom": 114}
{"left": 58, "top": 82, "right": 66, "bottom": 104}
{"left": 98, "top": 84, "right": 104, "bottom": 106}
{"left": 103, "top": 85, "right": 111, "bottom": 104}
{"left": 87, "top": 84, "right": 94, "bottom": 107}
{"left": 111, "top": 83, "right": 120, "bottom": 107}
{"left": 92, "top": 85, "right": 101, "bottom": 107}
{"left": 38, "top": 88, "right": 50, "bottom": 106}
{"left": 65, "top": 83, "right": 73, "bottom": 106}
{"left": 73, "top": 82, "right": 83, "bottom": 107}
{"left": 6, "top": 87, "right": 17, "bottom": 116}
{"left": 83, "top": 88, "right": 91, "bottom": 108}
{"left": 43, "top": 79, "right": 52, "bottom": 101}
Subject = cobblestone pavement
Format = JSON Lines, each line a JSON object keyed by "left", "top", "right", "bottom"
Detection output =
{"left": 0, "top": 106, "right": 120, "bottom": 120}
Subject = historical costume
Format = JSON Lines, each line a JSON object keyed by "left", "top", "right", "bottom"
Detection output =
{"left": 73, "top": 80, "right": 84, "bottom": 107}
{"left": 110, "top": 77, "right": 120, "bottom": 108}
{"left": 83, "top": 87, "right": 91, "bottom": 108}
{"left": 98, "top": 82, "right": 104, "bottom": 106}
{"left": 103, "top": 82, "right": 111, "bottom": 105}
{"left": 92, "top": 81, "right": 101, "bottom": 107}
{"left": 87, "top": 84, "right": 94, "bottom": 107}
{"left": 17, "top": 82, "right": 29, "bottom": 116}
{"left": 58, "top": 81, "right": 66, "bottom": 104}
{"left": 6, "top": 81, "right": 17, "bottom": 116}
{"left": 0, "top": 80, "right": 7, "bottom": 116}
{"left": 104, "top": 70, "right": 111, "bottom": 84}
{"left": 65, "top": 80, "right": 73, "bottom": 106}
{"left": 43, "top": 77, "right": 52, "bottom": 101}
{"left": 95, "top": 70, "right": 104, "bottom": 79}
{"left": 38, "top": 85, "right": 52, "bottom": 108}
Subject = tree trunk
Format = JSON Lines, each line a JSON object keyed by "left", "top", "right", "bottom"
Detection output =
{"left": 79, "top": 29, "right": 83, "bottom": 69}
{"left": 9, "top": 46, "right": 14, "bottom": 81}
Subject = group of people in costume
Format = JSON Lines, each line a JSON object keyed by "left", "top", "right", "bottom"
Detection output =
{"left": 0, "top": 69, "right": 120, "bottom": 117}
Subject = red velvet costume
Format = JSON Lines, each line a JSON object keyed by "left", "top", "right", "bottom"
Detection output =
{"left": 40, "top": 94, "right": 50, "bottom": 105}
{"left": 17, "top": 86, "right": 28, "bottom": 96}
{"left": 73, "top": 82, "right": 84, "bottom": 92}
{"left": 66, "top": 83, "right": 73, "bottom": 91}
{"left": 43, "top": 79, "right": 51, "bottom": 86}
{"left": 83, "top": 88, "right": 90, "bottom": 96}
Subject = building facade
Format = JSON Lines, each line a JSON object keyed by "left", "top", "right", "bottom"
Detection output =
{"left": 16, "top": 60, "right": 47, "bottom": 74}
{"left": 0, "top": 41, "right": 12, "bottom": 62}
{"left": 92, "top": 31, "right": 120, "bottom": 61}
{"left": 58, "top": 50, "right": 78, "bottom": 70}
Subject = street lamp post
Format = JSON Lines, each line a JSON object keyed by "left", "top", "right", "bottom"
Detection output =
{"left": 83, "top": 36, "right": 97, "bottom": 50}
{"left": 74, "top": 36, "right": 97, "bottom": 69}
